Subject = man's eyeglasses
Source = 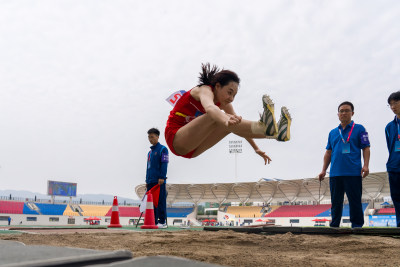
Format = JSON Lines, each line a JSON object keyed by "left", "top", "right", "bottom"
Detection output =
{"left": 338, "top": 109, "right": 352, "bottom": 114}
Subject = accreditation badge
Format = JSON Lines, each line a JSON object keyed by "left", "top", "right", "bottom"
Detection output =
{"left": 395, "top": 141, "right": 400, "bottom": 152}
{"left": 342, "top": 143, "right": 350, "bottom": 154}
{"left": 360, "top": 132, "right": 370, "bottom": 145}
{"left": 161, "top": 153, "right": 169, "bottom": 163}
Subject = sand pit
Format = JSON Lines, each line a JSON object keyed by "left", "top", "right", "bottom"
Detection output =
{"left": 1, "top": 229, "right": 400, "bottom": 267}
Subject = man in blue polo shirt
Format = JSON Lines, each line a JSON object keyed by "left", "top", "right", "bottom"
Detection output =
{"left": 386, "top": 91, "right": 400, "bottom": 227}
{"left": 318, "top": 101, "right": 370, "bottom": 228}
{"left": 146, "top": 128, "right": 169, "bottom": 228}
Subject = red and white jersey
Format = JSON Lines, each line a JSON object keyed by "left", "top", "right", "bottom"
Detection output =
{"left": 166, "top": 89, "right": 207, "bottom": 127}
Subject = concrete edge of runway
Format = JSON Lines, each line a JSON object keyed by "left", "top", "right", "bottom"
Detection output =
{"left": 0, "top": 240, "right": 226, "bottom": 267}
{"left": 203, "top": 225, "right": 400, "bottom": 236}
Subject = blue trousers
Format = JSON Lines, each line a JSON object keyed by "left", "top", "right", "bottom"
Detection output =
{"left": 146, "top": 182, "right": 167, "bottom": 225}
{"left": 388, "top": 172, "right": 400, "bottom": 227}
{"left": 330, "top": 176, "right": 364, "bottom": 228}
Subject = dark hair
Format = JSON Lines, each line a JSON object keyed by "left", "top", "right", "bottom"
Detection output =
{"left": 338, "top": 101, "right": 354, "bottom": 112}
{"left": 197, "top": 63, "right": 240, "bottom": 87}
{"left": 388, "top": 91, "right": 400, "bottom": 104}
{"left": 147, "top": 128, "right": 160, "bottom": 136}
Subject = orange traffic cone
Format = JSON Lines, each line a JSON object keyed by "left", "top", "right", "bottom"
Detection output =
{"left": 141, "top": 193, "right": 158, "bottom": 229}
{"left": 108, "top": 196, "right": 122, "bottom": 228}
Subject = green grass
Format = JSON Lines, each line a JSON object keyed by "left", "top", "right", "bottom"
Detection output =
{"left": 2, "top": 225, "right": 204, "bottom": 232}
{"left": 0, "top": 229, "right": 24, "bottom": 235}
{"left": 6, "top": 225, "right": 106, "bottom": 229}
{"left": 118, "top": 225, "right": 204, "bottom": 231}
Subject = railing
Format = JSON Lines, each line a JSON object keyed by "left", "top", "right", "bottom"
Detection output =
{"left": 0, "top": 195, "right": 140, "bottom": 206}
{"left": 1, "top": 195, "right": 195, "bottom": 208}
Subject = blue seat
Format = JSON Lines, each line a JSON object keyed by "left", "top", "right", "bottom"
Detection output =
{"left": 316, "top": 203, "right": 369, "bottom": 217}
{"left": 166, "top": 208, "right": 193, "bottom": 217}
{"left": 35, "top": 203, "right": 67, "bottom": 215}
{"left": 23, "top": 203, "right": 39, "bottom": 215}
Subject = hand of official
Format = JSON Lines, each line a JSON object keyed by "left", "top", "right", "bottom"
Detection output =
{"left": 158, "top": 179, "right": 165, "bottom": 185}
{"left": 361, "top": 166, "right": 369, "bottom": 178}
{"left": 318, "top": 171, "right": 326, "bottom": 181}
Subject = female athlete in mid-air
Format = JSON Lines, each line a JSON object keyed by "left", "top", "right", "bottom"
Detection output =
{"left": 165, "top": 63, "right": 291, "bottom": 164}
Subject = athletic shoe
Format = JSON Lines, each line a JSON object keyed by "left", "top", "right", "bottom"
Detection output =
{"left": 276, "top": 106, "right": 292, "bottom": 141}
{"left": 260, "top": 94, "right": 278, "bottom": 136}
{"left": 157, "top": 223, "right": 168, "bottom": 229}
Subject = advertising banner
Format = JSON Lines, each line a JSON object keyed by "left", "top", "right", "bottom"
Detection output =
{"left": 368, "top": 215, "right": 396, "bottom": 227}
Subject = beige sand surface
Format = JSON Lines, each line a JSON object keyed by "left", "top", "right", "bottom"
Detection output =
{"left": 1, "top": 229, "right": 400, "bottom": 267}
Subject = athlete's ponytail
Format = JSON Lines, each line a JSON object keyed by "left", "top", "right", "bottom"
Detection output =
{"left": 198, "top": 63, "right": 240, "bottom": 88}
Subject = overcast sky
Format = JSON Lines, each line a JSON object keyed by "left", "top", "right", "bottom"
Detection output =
{"left": 1, "top": 0, "right": 400, "bottom": 199}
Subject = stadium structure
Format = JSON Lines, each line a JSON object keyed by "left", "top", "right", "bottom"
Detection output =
{"left": 0, "top": 172, "right": 396, "bottom": 227}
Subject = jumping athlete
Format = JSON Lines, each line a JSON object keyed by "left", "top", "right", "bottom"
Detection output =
{"left": 165, "top": 63, "right": 292, "bottom": 163}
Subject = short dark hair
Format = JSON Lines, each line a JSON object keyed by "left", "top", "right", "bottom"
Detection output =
{"left": 338, "top": 101, "right": 354, "bottom": 112}
{"left": 388, "top": 91, "right": 400, "bottom": 104}
{"left": 147, "top": 128, "right": 160, "bottom": 136}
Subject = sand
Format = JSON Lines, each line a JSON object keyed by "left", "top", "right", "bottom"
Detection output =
{"left": 1, "top": 229, "right": 400, "bottom": 267}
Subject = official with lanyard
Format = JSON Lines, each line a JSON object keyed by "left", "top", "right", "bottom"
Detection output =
{"left": 339, "top": 121, "right": 355, "bottom": 154}
{"left": 319, "top": 101, "right": 370, "bottom": 228}
{"left": 386, "top": 91, "right": 400, "bottom": 227}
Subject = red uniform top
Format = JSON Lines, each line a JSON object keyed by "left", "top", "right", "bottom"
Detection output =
{"left": 165, "top": 88, "right": 219, "bottom": 158}
{"left": 166, "top": 89, "right": 206, "bottom": 129}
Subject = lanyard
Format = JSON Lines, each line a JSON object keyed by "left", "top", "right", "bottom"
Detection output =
{"left": 338, "top": 122, "right": 355, "bottom": 144}
{"left": 396, "top": 116, "right": 400, "bottom": 141}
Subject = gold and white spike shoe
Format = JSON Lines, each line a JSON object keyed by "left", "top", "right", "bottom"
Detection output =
{"left": 276, "top": 106, "right": 292, "bottom": 142}
{"left": 260, "top": 94, "right": 278, "bottom": 137}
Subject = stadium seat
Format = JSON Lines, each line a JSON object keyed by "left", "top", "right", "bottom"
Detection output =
{"left": 376, "top": 207, "right": 395, "bottom": 215}
{"left": 80, "top": 205, "right": 111, "bottom": 217}
{"left": 105, "top": 206, "right": 141, "bottom": 217}
{"left": 34, "top": 203, "right": 68, "bottom": 215}
{"left": 265, "top": 204, "right": 331, "bottom": 217}
{"left": 0, "top": 201, "right": 24, "bottom": 214}
{"left": 166, "top": 208, "right": 194, "bottom": 217}
{"left": 226, "top": 206, "right": 263, "bottom": 218}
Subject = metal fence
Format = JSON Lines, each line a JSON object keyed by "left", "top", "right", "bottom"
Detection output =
{"left": 0, "top": 195, "right": 139, "bottom": 206}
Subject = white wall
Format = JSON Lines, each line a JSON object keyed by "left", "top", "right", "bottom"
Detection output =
{"left": 1, "top": 214, "right": 192, "bottom": 227}
{"left": 0, "top": 213, "right": 369, "bottom": 227}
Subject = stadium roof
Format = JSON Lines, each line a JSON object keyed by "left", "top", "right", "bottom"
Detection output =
{"left": 135, "top": 172, "right": 390, "bottom": 205}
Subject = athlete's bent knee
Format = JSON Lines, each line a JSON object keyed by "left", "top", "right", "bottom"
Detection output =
{"left": 173, "top": 145, "right": 191, "bottom": 156}
{"left": 190, "top": 153, "right": 200, "bottom": 158}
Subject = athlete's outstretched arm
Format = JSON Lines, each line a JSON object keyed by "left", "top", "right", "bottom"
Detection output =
{"left": 223, "top": 103, "right": 271, "bottom": 165}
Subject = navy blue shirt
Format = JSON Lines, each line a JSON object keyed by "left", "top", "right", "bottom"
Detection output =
{"left": 326, "top": 121, "right": 370, "bottom": 177}
{"left": 385, "top": 116, "right": 400, "bottom": 172}
{"left": 146, "top": 142, "right": 169, "bottom": 184}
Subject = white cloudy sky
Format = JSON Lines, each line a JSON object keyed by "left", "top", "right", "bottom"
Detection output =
{"left": 1, "top": 0, "right": 399, "bottom": 199}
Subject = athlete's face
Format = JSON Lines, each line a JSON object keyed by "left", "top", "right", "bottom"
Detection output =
{"left": 148, "top": 133, "right": 159, "bottom": 145}
{"left": 215, "top": 81, "right": 238, "bottom": 106}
